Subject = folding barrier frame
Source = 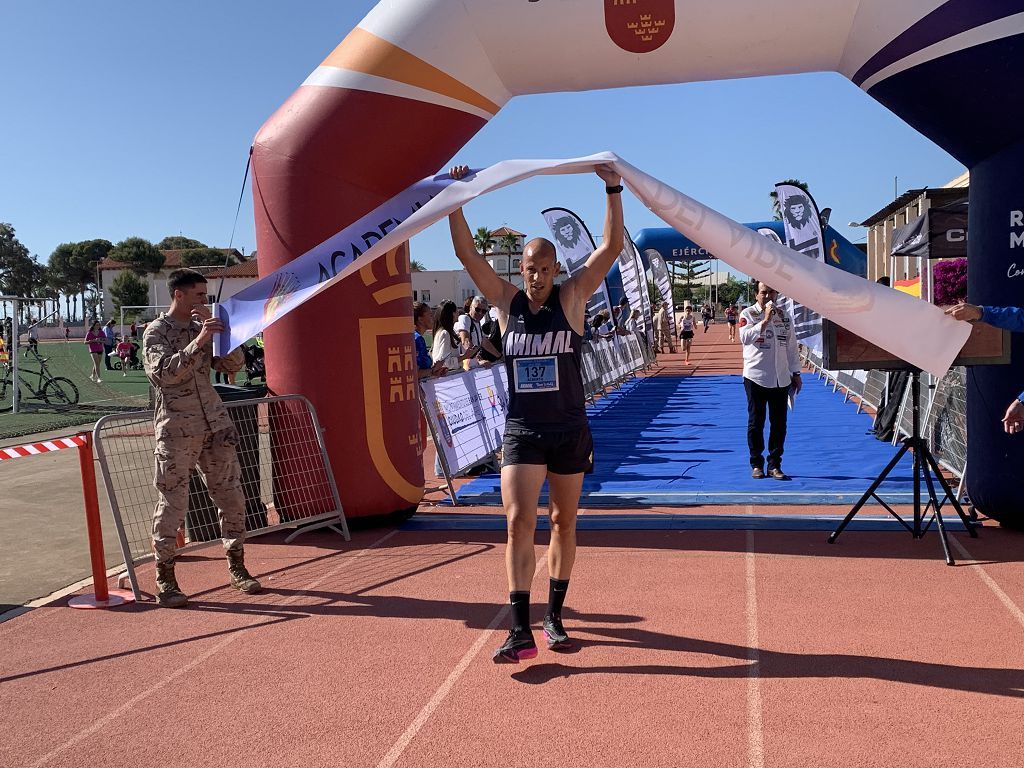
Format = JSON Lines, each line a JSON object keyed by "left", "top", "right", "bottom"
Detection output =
{"left": 94, "top": 393, "right": 350, "bottom": 601}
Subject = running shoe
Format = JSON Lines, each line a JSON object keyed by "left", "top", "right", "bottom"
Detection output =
{"left": 542, "top": 613, "right": 572, "bottom": 650}
{"left": 493, "top": 627, "right": 538, "bottom": 664}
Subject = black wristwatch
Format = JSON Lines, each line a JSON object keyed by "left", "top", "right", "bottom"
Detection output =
{"left": 606, "top": 184, "right": 623, "bottom": 194}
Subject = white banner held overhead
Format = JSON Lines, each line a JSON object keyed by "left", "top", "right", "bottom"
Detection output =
{"left": 420, "top": 365, "right": 509, "bottom": 476}
{"left": 216, "top": 152, "right": 970, "bottom": 378}
{"left": 542, "top": 206, "right": 613, "bottom": 323}
{"left": 775, "top": 183, "right": 825, "bottom": 354}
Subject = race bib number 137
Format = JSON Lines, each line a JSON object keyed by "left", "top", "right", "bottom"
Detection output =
{"left": 514, "top": 355, "right": 559, "bottom": 392}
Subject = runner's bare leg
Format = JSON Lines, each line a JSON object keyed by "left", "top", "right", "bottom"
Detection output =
{"left": 547, "top": 471, "right": 584, "bottom": 580}
{"left": 501, "top": 463, "right": 547, "bottom": 591}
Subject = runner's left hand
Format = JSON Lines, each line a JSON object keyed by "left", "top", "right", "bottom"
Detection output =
{"left": 595, "top": 163, "right": 620, "bottom": 187}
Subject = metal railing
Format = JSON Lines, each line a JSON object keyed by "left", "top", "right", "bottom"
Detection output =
{"left": 93, "top": 393, "right": 349, "bottom": 601}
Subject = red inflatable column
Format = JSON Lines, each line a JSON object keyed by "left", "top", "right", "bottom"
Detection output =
{"left": 252, "top": 81, "right": 487, "bottom": 518}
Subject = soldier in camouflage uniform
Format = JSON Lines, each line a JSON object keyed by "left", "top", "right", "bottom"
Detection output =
{"left": 143, "top": 268, "right": 261, "bottom": 608}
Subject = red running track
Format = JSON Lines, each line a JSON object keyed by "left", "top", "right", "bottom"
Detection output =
{"left": 3, "top": 325, "right": 1023, "bottom": 767}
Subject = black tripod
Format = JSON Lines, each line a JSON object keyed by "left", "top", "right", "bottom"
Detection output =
{"left": 828, "top": 369, "right": 978, "bottom": 565}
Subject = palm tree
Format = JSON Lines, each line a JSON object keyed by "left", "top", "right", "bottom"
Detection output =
{"left": 498, "top": 232, "right": 519, "bottom": 282}
{"left": 473, "top": 227, "right": 495, "bottom": 264}
{"left": 769, "top": 179, "right": 810, "bottom": 220}
{"left": 410, "top": 259, "right": 426, "bottom": 272}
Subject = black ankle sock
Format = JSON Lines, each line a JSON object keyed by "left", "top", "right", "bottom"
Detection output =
{"left": 547, "top": 578, "right": 569, "bottom": 617}
{"left": 510, "top": 591, "right": 530, "bottom": 631}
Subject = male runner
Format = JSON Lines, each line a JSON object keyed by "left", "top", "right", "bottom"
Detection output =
{"left": 448, "top": 162, "right": 624, "bottom": 663}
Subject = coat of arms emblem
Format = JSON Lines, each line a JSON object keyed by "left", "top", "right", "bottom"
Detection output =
{"left": 605, "top": 0, "right": 675, "bottom": 54}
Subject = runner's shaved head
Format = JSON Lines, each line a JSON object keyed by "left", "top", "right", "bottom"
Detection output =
{"left": 523, "top": 238, "right": 556, "bottom": 262}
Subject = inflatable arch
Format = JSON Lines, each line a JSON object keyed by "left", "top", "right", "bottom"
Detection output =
{"left": 253, "top": 1, "right": 1024, "bottom": 522}
{"left": 634, "top": 224, "right": 868, "bottom": 277}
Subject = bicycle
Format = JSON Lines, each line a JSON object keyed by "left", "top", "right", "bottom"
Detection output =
{"left": 0, "top": 347, "right": 80, "bottom": 407}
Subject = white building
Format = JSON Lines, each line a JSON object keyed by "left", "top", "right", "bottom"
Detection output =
{"left": 97, "top": 248, "right": 248, "bottom": 320}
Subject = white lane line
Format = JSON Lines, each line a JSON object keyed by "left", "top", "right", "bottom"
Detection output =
{"left": 30, "top": 530, "right": 400, "bottom": 768}
{"left": 376, "top": 556, "right": 547, "bottom": 768}
{"left": 950, "top": 537, "right": 1024, "bottom": 630}
{"left": 746, "top": 530, "right": 765, "bottom": 768}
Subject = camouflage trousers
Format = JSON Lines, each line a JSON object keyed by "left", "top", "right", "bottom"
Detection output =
{"left": 152, "top": 427, "right": 246, "bottom": 564}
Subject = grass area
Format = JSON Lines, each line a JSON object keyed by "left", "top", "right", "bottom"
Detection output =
{"left": 1, "top": 339, "right": 151, "bottom": 440}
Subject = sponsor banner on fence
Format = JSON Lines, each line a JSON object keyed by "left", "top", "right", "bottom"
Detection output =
{"left": 542, "top": 206, "right": 613, "bottom": 322}
{"left": 217, "top": 152, "right": 969, "bottom": 378}
{"left": 420, "top": 365, "right": 510, "bottom": 476}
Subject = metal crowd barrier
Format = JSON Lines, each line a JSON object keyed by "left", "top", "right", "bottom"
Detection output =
{"left": 802, "top": 347, "right": 967, "bottom": 484}
{"left": 93, "top": 393, "right": 350, "bottom": 601}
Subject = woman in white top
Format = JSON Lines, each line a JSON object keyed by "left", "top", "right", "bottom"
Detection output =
{"left": 431, "top": 301, "right": 476, "bottom": 372}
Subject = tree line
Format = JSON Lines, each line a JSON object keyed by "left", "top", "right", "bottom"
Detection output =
{"left": 0, "top": 227, "right": 237, "bottom": 324}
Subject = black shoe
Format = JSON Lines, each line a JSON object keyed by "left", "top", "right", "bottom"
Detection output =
{"left": 492, "top": 627, "right": 538, "bottom": 664}
{"left": 751, "top": 467, "right": 765, "bottom": 479}
{"left": 768, "top": 467, "right": 790, "bottom": 480}
{"left": 543, "top": 613, "right": 572, "bottom": 651}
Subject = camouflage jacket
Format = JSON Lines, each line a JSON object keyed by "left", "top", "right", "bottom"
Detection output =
{"left": 143, "top": 313, "right": 245, "bottom": 440}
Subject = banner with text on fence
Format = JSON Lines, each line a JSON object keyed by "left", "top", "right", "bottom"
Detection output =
{"left": 215, "top": 152, "right": 970, "bottom": 378}
{"left": 421, "top": 365, "right": 509, "bottom": 476}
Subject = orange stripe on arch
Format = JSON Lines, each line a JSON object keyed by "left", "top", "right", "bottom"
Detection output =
{"left": 322, "top": 27, "right": 500, "bottom": 116}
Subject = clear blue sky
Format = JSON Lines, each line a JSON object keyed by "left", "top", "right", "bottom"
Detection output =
{"left": 2, "top": 1, "right": 965, "bottom": 278}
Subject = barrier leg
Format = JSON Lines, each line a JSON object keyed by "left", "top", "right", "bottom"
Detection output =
{"left": 68, "top": 433, "right": 135, "bottom": 609}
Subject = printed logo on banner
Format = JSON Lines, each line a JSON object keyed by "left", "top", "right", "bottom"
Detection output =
{"left": 434, "top": 399, "right": 455, "bottom": 448}
{"left": 263, "top": 272, "right": 300, "bottom": 325}
{"left": 605, "top": 0, "right": 675, "bottom": 53}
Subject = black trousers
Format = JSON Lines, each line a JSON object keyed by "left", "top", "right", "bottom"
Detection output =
{"left": 103, "top": 344, "right": 114, "bottom": 369}
{"left": 744, "top": 377, "right": 789, "bottom": 470}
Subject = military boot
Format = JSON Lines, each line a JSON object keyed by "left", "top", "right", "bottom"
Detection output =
{"left": 227, "top": 550, "right": 262, "bottom": 594}
{"left": 155, "top": 561, "right": 188, "bottom": 608}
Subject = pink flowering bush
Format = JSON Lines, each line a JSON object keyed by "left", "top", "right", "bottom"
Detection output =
{"left": 932, "top": 258, "right": 967, "bottom": 305}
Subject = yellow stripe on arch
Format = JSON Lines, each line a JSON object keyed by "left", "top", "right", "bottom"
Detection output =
{"left": 322, "top": 27, "right": 500, "bottom": 116}
{"left": 373, "top": 284, "right": 411, "bottom": 306}
{"left": 359, "top": 317, "right": 424, "bottom": 505}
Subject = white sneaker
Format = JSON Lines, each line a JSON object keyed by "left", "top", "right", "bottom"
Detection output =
{"left": 95, "top": 378, "right": 102, "bottom": 384}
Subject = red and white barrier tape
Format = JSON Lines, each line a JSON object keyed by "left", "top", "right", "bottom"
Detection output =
{"left": 0, "top": 435, "right": 87, "bottom": 461}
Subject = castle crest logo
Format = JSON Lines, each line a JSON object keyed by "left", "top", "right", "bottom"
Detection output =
{"left": 605, "top": 0, "right": 675, "bottom": 54}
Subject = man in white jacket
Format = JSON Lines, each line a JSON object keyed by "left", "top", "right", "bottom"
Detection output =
{"left": 738, "top": 283, "right": 803, "bottom": 480}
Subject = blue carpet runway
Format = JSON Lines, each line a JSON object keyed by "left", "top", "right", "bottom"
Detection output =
{"left": 454, "top": 374, "right": 919, "bottom": 507}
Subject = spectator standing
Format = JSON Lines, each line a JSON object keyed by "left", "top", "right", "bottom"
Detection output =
{"left": 130, "top": 321, "right": 138, "bottom": 340}
{"left": 84, "top": 320, "right": 105, "bottom": 383}
{"left": 102, "top": 319, "right": 116, "bottom": 370}
{"left": 413, "top": 301, "right": 446, "bottom": 379}
{"left": 739, "top": 283, "right": 802, "bottom": 480}
{"left": 143, "top": 268, "right": 260, "bottom": 608}
{"left": 25, "top": 324, "right": 39, "bottom": 356}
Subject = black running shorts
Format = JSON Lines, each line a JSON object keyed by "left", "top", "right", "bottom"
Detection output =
{"left": 502, "top": 424, "right": 594, "bottom": 475}
{"left": 681, "top": 330, "right": 694, "bottom": 340}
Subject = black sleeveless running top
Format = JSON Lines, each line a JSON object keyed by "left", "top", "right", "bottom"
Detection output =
{"left": 502, "top": 286, "right": 587, "bottom": 429}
